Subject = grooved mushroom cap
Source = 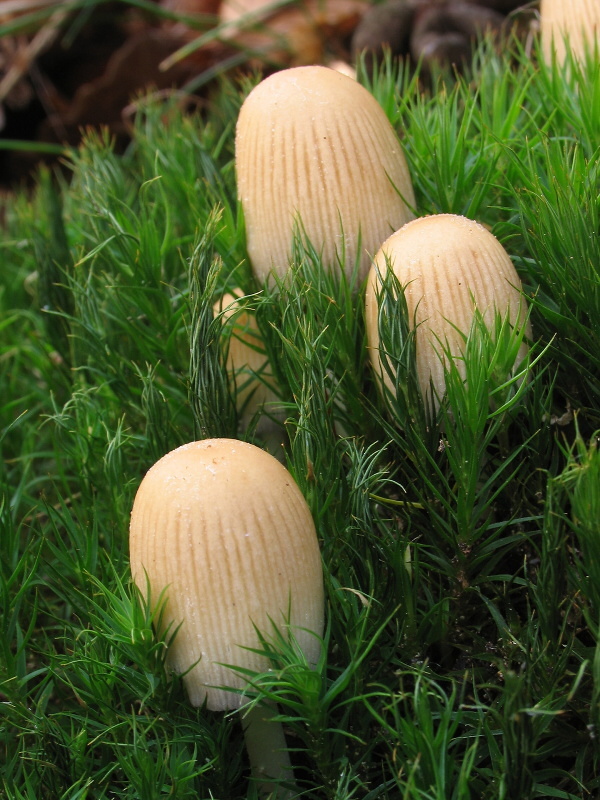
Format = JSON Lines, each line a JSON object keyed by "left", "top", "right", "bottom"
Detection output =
{"left": 540, "top": 0, "right": 600, "bottom": 65}
{"left": 235, "top": 65, "right": 415, "bottom": 285}
{"left": 214, "top": 289, "right": 280, "bottom": 421}
{"left": 129, "top": 439, "right": 324, "bottom": 711}
{"left": 365, "top": 214, "right": 531, "bottom": 408}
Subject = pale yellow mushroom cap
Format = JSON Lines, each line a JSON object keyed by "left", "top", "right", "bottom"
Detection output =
{"left": 365, "top": 214, "right": 531, "bottom": 409}
{"left": 235, "top": 65, "right": 415, "bottom": 286}
{"left": 540, "top": 0, "right": 600, "bottom": 65}
{"left": 214, "top": 289, "right": 280, "bottom": 421}
{"left": 129, "top": 439, "right": 324, "bottom": 711}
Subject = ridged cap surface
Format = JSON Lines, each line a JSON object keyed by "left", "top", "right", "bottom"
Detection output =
{"left": 235, "top": 65, "right": 415, "bottom": 284}
{"left": 540, "top": 0, "right": 600, "bottom": 64}
{"left": 365, "top": 214, "right": 531, "bottom": 407}
{"left": 129, "top": 439, "right": 324, "bottom": 710}
{"left": 214, "top": 290, "right": 279, "bottom": 419}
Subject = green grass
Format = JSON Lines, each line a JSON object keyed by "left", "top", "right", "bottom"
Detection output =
{"left": 1, "top": 33, "right": 600, "bottom": 799}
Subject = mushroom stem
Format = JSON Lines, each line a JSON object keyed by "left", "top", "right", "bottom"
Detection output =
{"left": 242, "top": 702, "right": 296, "bottom": 799}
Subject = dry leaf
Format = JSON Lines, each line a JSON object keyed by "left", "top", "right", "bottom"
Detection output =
{"left": 218, "top": 0, "right": 370, "bottom": 66}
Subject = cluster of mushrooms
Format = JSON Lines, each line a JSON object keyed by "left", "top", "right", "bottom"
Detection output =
{"left": 129, "top": 6, "right": 597, "bottom": 796}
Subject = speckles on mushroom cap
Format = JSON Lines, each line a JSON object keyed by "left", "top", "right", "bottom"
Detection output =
{"left": 365, "top": 214, "right": 531, "bottom": 408}
{"left": 235, "top": 65, "right": 415, "bottom": 285}
{"left": 129, "top": 439, "right": 324, "bottom": 710}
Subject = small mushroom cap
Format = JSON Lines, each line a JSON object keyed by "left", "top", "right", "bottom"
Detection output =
{"left": 129, "top": 439, "right": 324, "bottom": 710}
{"left": 214, "top": 289, "right": 280, "bottom": 422}
{"left": 235, "top": 65, "right": 415, "bottom": 286}
{"left": 365, "top": 214, "right": 531, "bottom": 408}
{"left": 540, "top": 0, "right": 600, "bottom": 65}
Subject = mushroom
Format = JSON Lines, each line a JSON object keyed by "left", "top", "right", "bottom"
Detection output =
{"left": 365, "top": 214, "right": 531, "bottom": 411}
{"left": 214, "top": 289, "right": 284, "bottom": 446}
{"left": 235, "top": 64, "right": 415, "bottom": 286}
{"left": 540, "top": 0, "right": 600, "bottom": 65}
{"left": 129, "top": 438, "right": 324, "bottom": 796}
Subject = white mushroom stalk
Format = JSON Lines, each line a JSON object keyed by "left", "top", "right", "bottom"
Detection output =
{"left": 235, "top": 64, "right": 415, "bottom": 286}
{"left": 129, "top": 439, "right": 324, "bottom": 797}
{"left": 365, "top": 214, "right": 531, "bottom": 412}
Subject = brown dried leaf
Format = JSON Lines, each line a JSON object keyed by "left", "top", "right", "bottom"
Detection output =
{"left": 217, "top": 0, "right": 370, "bottom": 66}
{"left": 39, "top": 27, "right": 199, "bottom": 143}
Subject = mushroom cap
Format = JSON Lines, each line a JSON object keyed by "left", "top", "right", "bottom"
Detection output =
{"left": 540, "top": 0, "right": 600, "bottom": 65}
{"left": 214, "top": 289, "right": 280, "bottom": 421}
{"left": 365, "top": 214, "right": 531, "bottom": 408}
{"left": 235, "top": 65, "right": 415, "bottom": 286}
{"left": 129, "top": 438, "right": 324, "bottom": 710}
